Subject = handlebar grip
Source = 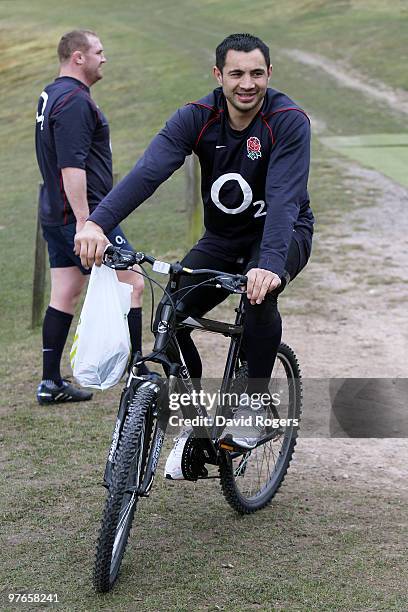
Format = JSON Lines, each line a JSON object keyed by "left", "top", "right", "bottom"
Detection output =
{"left": 103, "top": 245, "right": 138, "bottom": 269}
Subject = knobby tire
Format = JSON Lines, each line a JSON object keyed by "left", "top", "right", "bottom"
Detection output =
{"left": 93, "top": 385, "right": 157, "bottom": 592}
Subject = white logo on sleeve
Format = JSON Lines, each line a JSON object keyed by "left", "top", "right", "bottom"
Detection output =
{"left": 210, "top": 173, "right": 253, "bottom": 215}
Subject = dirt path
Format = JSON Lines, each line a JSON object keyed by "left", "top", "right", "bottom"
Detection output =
{"left": 282, "top": 48, "right": 408, "bottom": 114}
{"left": 284, "top": 160, "right": 408, "bottom": 379}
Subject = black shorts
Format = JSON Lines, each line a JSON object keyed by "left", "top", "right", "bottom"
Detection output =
{"left": 156, "top": 231, "right": 311, "bottom": 323}
{"left": 42, "top": 222, "right": 133, "bottom": 275}
{"left": 194, "top": 229, "right": 310, "bottom": 286}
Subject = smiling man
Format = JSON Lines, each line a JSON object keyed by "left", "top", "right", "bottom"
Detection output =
{"left": 35, "top": 30, "right": 147, "bottom": 405}
{"left": 74, "top": 33, "right": 314, "bottom": 469}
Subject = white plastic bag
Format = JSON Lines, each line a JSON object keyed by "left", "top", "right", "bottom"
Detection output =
{"left": 70, "top": 264, "right": 133, "bottom": 390}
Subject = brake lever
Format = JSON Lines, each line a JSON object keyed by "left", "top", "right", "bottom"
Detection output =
{"left": 103, "top": 247, "right": 137, "bottom": 270}
{"left": 214, "top": 276, "right": 247, "bottom": 294}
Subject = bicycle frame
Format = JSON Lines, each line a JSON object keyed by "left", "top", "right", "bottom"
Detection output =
{"left": 159, "top": 267, "right": 247, "bottom": 390}
{"left": 104, "top": 264, "right": 248, "bottom": 492}
{"left": 94, "top": 246, "right": 303, "bottom": 593}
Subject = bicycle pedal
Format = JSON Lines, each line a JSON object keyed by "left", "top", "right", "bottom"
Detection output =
{"left": 219, "top": 434, "right": 249, "bottom": 452}
{"left": 219, "top": 441, "right": 235, "bottom": 451}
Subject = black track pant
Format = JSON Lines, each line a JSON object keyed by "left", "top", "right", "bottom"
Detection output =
{"left": 155, "top": 234, "right": 310, "bottom": 392}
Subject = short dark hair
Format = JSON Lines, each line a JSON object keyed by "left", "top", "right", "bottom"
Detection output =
{"left": 57, "top": 29, "right": 98, "bottom": 63}
{"left": 215, "top": 33, "right": 270, "bottom": 72}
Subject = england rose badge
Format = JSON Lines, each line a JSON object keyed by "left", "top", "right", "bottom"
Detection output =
{"left": 247, "top": 136, "right": 262, "bottom": 160}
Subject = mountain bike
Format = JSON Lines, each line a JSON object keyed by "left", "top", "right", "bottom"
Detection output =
{"left": 93, "top": 245, "right": 302, "bottom": 592}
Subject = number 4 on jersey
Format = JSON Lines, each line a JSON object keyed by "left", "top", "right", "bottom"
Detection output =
{"left": 36, "top": 91, "right": 49, "bottom": 131}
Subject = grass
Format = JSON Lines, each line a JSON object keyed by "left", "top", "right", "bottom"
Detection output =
{"left": 1, "top": 0, "right": 408, "bottom": 340}
{"left": 2, "top": 378, "right": 407, "bottom": 611}
{"left": 1, "top": 0, "right": 408, "bottom": 610}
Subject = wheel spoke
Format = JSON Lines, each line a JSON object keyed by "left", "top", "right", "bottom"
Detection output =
{"left": 220, "top": 345, "right": 302, "bottom": 513}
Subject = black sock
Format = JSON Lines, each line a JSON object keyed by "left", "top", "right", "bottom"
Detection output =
{"left": 42, "top": 306, "right": 73, "bottom": 386}
{"left": 128, "top": 307, "right": 149, "bottom": 374}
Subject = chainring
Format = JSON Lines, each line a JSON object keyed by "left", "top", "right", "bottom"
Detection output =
{"left": 181, "top": 433, "right": 209, "bottom": 481}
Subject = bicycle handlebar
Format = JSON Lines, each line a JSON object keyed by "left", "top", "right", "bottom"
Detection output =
{"left": 103, "top": 245, "right": 247, "bottom": 294}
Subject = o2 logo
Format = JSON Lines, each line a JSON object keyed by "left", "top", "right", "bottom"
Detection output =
{"left": 36, "top": 91, "right": 49, "bottom": 131}
{"left": 210, "top": 173, "right": 266, "bottom": 218}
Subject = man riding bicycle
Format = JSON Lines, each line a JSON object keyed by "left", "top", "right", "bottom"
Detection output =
{"left": 74, "top": 33, "right": 314, "bottom": 475}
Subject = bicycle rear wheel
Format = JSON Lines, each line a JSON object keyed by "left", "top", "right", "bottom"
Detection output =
{"left": 93, "top": 384, "right": 158, "bottom": 592}
{"left": 219, "top": 342, "right": 302, "bottom": 514}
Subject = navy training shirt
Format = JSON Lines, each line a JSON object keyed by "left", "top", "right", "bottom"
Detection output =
{"left": 35, "top": 76, "right": 113, "bottom": 226}
{"left": 89, "top": 87, "right": 314, "bottom": 276}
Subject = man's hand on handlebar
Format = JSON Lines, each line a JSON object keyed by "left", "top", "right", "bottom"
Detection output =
{"left": 90, "top": 244, "right": 279, "bottom": 304}
{"left": 74, "top": 220, "right": 110, "bottom": 268}
{"left": 246, "top": 268, "right": 281, "bottom": 305}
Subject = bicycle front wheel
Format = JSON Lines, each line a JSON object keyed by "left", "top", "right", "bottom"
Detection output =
{"left": 219, "top": 342, "right": 302, "bottom": 514}
{"left": 93, "top": 385, "right": 157, "bottom": 592}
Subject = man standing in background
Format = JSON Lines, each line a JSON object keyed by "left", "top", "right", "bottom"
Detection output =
{"left": 35, "top": 29, "right": 146, "bottom": 404}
